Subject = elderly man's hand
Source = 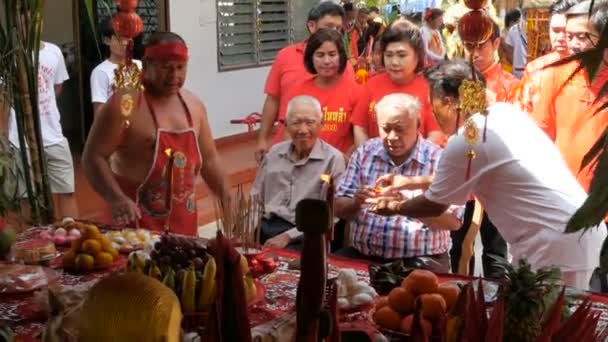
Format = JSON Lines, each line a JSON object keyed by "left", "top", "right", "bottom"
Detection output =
{"left": 354, "top": 186, "right": 377, "bottom": 207}
{"left": 264, "top": 233, "right": 291, "bottom": 249}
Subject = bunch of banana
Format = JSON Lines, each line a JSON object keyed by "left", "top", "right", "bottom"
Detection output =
{"left": 180, "top": 267, "right": 197, "bottom": 313}
{"left": 198, "top": 256, "right": 217, "bottom": 311}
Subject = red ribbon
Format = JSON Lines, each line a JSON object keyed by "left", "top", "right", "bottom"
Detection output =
{"left": 144, "top": 42, "right": 189, "bottom": 62}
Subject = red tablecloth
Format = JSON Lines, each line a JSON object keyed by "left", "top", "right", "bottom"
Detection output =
{"left": 1, "top": 228, "right": 379, "bottom": 341}
{"left": 4, "top": 228, "right": 608, "bottom": 341}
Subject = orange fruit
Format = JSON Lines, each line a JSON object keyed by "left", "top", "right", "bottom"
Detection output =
{"left": 418, "top": 293, "right": 447, "bottom": 321}
{"left": 399, "top": 314, "right": 433, "bottom": 336}
{"left": 62, "top": 250, "right": 77, "bottom": 268}
{"left": 81, "top": 239, "right": 102, "bottom": 255}
{"left": 375, "top": 296, "right": 390, "bottom": 310}
{"left": 373, "top": 306, "right": 402, "bottom": 331}
{"left": 82, "top": 225, "right": 101, "bottom": 240}
{"left": 437, "top": 283, "right": 460, "bottom": 311}
{"left": 94, "top": 251, "right": 114, "bottom": 268}
{"left": 106, "top": 247, "right": 120, "bottom": 261}
{"left": 99, "top": 235, "right": 112, "bottom": 251}
{"left": 75, "top": 253, "right": 95, "bottom": 271}
{"left": 402, "top": 270, "right": 439, "bottom": 295}
{"left": 388, "top": 287, "right": 416, "bottom": 314}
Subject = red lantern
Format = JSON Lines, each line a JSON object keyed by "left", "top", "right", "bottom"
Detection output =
{"left": 463, "top": 0, "right": 488, "bottom": 10}
{"left": 116, "top": 0, "right": 138, "bottom": 12}
{"left": 112, "top": 11, "right": 144, "bottom": 39}
{"left": 458, "top": 10, "right": 493, "bottom": 45}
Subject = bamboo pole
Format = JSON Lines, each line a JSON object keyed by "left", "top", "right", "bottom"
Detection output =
{"left": 10, "top": 0, "right": 54, "bottom": 224}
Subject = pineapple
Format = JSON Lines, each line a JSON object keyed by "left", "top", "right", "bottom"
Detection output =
{"left": 502, "top": 259, "right": 561, "bottom": 342}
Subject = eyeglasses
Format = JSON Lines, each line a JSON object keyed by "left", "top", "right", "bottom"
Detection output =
{"left": 567, "top": 31, "right": 600, "bottom": 43}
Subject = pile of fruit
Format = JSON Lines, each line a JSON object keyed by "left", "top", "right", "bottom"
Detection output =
{"left": 128, "top": 234, "right": 257, "bottom": 313}
{"left": 62, "top": 225, "right": 119, "bottom": 272}
{"left": 104, "top": 228, "right": 159, "bottom": 252}
{"left": 372, "top": 270, "right": 460, "bottom": 335}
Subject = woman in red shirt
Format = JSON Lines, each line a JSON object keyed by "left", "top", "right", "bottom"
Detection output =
{"left": 352, "top": 21, "right": 444, "bottom": 146}
{"left": 274, "top": 28, "right": 362, "bottom": 154}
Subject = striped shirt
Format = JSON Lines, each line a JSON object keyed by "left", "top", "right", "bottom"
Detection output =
{"left": 336, "top": 137, "right": 459, "bottom": 259}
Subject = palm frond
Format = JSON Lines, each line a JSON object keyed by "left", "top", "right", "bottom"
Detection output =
{"left": 580, "top": 127, "right": 607, "bottom": 170}
{"left": 566, "top": 147, "right": 608, "bottom": 233}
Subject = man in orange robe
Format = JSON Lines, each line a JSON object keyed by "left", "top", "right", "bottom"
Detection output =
{"left": 513, "top": 0, "right": 582, "bottom": 114}
{"left": 464, "top": 22, "right": 519, "bottom": 103}
{"left": 531, "top": 0, "right": 608, "bottom": 194}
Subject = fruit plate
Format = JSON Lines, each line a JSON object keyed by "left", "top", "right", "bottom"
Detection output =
{"left": 367, "top": 306, "right": 441, "bottom": 340}
{"left": 181, "top": 279, "right": 266, "bottom": 331}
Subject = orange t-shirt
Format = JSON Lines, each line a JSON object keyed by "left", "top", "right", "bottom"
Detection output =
{"left": 350, "top": 72, "right": 440, "bottom": 138}
{"left": 483, "top": 62, "right": 520, "bottom": 104}
{"left": 531, "top": 61, "right": 608, "bottom": 192}
{"left": 264, "top": 41, "right": 355, "bottom": 116}
{"left": 272, "top": 76, "right": 362, "bottom": 153}
{"left": 513, "top": 51, "right": 561, "bottom": 114}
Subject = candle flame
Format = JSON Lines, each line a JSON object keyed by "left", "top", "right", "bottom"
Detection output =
{"left": 165, "top": 148, "right": 172, "bottom": 156}
{"left": 320, "top": 174, "right": 331, "bottom": 183}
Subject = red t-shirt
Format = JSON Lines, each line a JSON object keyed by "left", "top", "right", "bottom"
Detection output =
{"left": 272, "top": 76, "right": 362, "bottom": 153}
{"left": 264, "top": 41, "right": 355, "bottom": 118}
{"left": 350, "top": 72, "right": 439, "bottom": 138}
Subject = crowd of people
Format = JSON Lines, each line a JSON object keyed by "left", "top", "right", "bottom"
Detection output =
{"left": 252, "top": 0, "right": 608, "bottom": 290}
{"left": 6, "top": 0, "right": 608, "bottom": 291}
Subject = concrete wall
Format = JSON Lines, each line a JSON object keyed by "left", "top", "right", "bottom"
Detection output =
{"left": 169, "top": 0, "right": 269, "bottom": 138}
{"left": 169, "top": 0, "right": 319, "bottom": 139}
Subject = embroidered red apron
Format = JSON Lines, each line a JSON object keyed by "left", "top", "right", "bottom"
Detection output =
{"left": 125, "top": 93, "right": 201, "bottom": 236}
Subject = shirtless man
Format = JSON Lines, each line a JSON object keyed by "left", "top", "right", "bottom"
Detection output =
{"left": 83, "top": 32, "right": 230, "bottom": 236}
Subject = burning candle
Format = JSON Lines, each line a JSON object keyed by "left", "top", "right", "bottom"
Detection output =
{"left": 164, "top": 149, "right": 174, "bottom": 223}
{"left": 320, "top": 174, "right": 334, "bottom": 245}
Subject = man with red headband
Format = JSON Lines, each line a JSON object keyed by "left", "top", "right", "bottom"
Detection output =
{"left": 83, "top": 32, "right": 230, "bottom": 236}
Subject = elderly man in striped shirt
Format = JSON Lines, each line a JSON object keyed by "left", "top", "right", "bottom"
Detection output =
{"left": 334, "top": 93, "right": 463, "bottom": 271}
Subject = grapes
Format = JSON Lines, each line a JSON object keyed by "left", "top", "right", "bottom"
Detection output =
{"left": 148, "top": 234, "right": 207, "bottom": 275}
{"left": 193, "top": 257, "right": 204, "bottom": 270}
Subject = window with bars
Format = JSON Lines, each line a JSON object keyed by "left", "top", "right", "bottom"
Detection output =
{"left": 217, "top": 0, "right": 293, "bottom": 71}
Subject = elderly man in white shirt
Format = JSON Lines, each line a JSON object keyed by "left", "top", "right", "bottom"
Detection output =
{"left": 252, "top": 95, "right": 345, "bottom": 249}
{"left": 371, "top": 60, "right": 606, "bottom": 290}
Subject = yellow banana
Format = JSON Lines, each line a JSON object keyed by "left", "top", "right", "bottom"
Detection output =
{"left": 162, "top": 268, "right": 176, "bottom": 291}
{"left": 148, "top": 262, "right": 162, "bottom": 280}
{"left": 198, "top": 257, "right": 217, "bottom": 311}
{"left": 181, "top": 267, "right": 196, "bottom": 313}
{"left": 446, "top": 316, "right": 462, "bottom": 342}
{"left": 244, "top": 274, "right": 257, "bottom": 303}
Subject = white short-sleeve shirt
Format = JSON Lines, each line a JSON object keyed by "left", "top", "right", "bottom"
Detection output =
{"left": 425, "top": 102, "right": 606, "bottom": 273}
{"left": 9, "top": 42, "right": 69, "bottom": 147}
{"left": 90, "top": 59, "right": 142, "bottom": 104}
{"left": 505, "top": 24, "right": 528, "bottom": 78}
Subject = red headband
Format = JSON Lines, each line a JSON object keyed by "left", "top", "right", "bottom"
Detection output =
{"left": 144, "top": 42, "right": 189, "bottom": 62}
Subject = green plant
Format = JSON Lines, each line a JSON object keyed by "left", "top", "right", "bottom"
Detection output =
{"left": 0, "top": 0, "right": 54, "bottom": 224}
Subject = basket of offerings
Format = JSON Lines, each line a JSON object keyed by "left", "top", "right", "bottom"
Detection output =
{"left": 368, "top": 260, "right": 602, "bottom": 341}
